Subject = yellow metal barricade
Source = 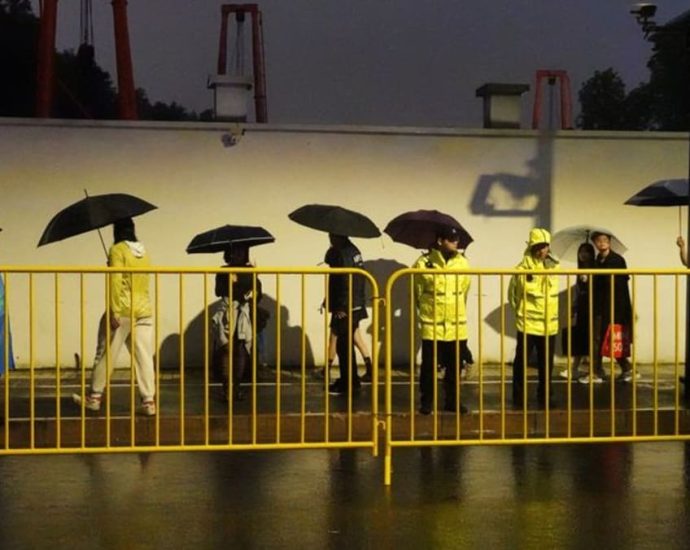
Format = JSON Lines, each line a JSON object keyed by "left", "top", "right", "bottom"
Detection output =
{"left": 383, "top": 267, "right": 690, "bottom": 485}
{"left": 0, "top": 266, "right": 380, "bottom": 457}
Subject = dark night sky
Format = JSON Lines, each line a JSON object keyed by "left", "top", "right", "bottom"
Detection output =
{"left": 31, "top": 0, "right": 690, "bottom": 127}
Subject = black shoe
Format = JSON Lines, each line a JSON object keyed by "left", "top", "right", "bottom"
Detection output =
{"left": 444, "top": 402, "right": 469, "bottom": 415}
{"left": 419, "top": 403, "right": 432, "bottom": 415}
{"left": 328, "top": 381, "right": 346, "bottom": 395}
{"left": 361, "top": 369, "right": 372, "bottom": 383}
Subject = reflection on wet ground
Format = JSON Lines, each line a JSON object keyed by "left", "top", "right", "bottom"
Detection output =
{"left": 0, "top": 442, "right": 689, "bottom": 549}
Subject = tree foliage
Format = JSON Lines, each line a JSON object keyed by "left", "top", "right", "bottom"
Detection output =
{"left": 1, "top": 0, "right": 197, "bottom": 121}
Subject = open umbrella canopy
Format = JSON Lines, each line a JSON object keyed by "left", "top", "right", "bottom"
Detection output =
{"left": 186, "top": 225, "right": 275, "bottom": 254}
{"left": 384, "top": 209, "right": 473, "bottom": 250}
{"left": 38, "top": 193, "right": 157, "bottom": 247}
{"left": 288, "top": 204, "right": 380, "bottom": 238}
{"left": 625, "top": 179, "right": 689, "bottom": 206}
{"left": 551, "top": 225, "right": 627, "bottom": 260}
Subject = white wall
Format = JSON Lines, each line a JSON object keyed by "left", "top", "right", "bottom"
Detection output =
{"left": 0, "top": 118, "right": 687, "bottom": 368}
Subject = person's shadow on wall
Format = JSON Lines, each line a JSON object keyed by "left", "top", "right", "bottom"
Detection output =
{"left": 157, "top": 294, "right": 315, "bottom": 372}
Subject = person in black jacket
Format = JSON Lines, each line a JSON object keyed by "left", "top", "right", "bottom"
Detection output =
{"left": 579, "top": 232, "right": 633, "bottom": 384}
{"left": 324, "top": 233, "right": 368, "bottom": 395}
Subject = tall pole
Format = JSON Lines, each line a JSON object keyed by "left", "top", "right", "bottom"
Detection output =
{"left": 111, "top": 0, "right": 138, "bottom": 120}
{"left": 35, "top": 0, "right": 59, "bottom": 118}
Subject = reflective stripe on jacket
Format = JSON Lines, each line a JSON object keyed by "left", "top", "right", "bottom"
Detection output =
{"left": 413, "top": 249, "right": 471, "bottom": 341}
{"left": 508, "top": 252, "right": 559, "bottom": 336}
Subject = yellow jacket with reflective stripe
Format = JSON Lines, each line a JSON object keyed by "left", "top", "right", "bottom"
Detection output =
{"left": 508, "top": 251, "right": 559, "bottom": 336}
{"left": 413, "top": 249, "right": 471, "bottom": 341}
{"left": 108, "top": 241, "right": 152, "bottom": 319}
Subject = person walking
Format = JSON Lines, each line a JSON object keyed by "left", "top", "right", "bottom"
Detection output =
{"left": 0, "top": 228, "right": 15, "bottom": 379}
{"left": 580, "top": 231, "right": 633, "bottom": 384}
{"left": 73, "top": 218, "right": 156, "bottom": 415}
{"left": 324, "top": 233, "right": 368, "bottom": 395}
{"left": 212, "top": 244, "right": 264, "bottom": 402}
{"left": 559, "top": 242, "right": 595, "bottom": 380}
{"left": 413, "top": 226, "right": 471, "bottom": 415}
{"left": 509, "top": 228, "right": 559, "bottom": 408}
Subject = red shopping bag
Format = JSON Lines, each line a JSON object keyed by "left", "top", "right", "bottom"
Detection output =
{"left": 601, "top": 323, "right": 624, "bottom": 358}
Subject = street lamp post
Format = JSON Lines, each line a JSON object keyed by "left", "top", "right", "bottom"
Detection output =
{"left": 631, "top": 3, "right": 690, "bottom": 401}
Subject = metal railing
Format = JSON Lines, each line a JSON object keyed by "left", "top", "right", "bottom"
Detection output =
{"left": 0, "top": 266, "right": 380, "bottom": 456}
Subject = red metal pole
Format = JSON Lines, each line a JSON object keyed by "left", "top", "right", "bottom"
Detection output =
{"left": 532, "top": 70, "right": 544, "bottom": 129}
{"left": 111, "top": 0, "right": 138, "bottom": 120}
{"left": 218, "top": 5, "right": 230, "bottom": 74}
{"left": 35, "top": 0, "right": 59, "bottom": 118}
{"left": 559, "top": 72, "right": 573, "bottom": 129}
{"left": 250, "top": 6, "right": 268, "bottom": 122}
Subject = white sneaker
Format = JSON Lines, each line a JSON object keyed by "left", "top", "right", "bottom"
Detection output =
{"left": 137, "top": 400, "right": 156, "bottom": 416}
{"left": 72, "top": 392, "right": 101, "bottom": 411}
{"left": 559, "top": 369, "right": 580, "bottom": 380}
{"left": 579, "top": 374, "right": 604, "bottom": 385}
{"left": 619, "top": 371, "right": 641, "bottom": 383}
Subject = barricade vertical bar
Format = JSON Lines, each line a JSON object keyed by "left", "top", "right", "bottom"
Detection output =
{"left": 521, "top": 272, "right": 527, "bottom": 438}
{"left": 544, "top": 270, "right": 550, "bottom": 439}
{"left": 252, "top": 273, "right": 258, "bottom": 446}
{"left": 609, "top": 274, "right": 616, "bottom": 437}
{"left": 322, "top": 273, "right": 329, "bottom": 443}
{"left": 154, "top": 273, "right": 160, "bottom": 446}
{"left": 347, "top": 273, "right": 353, "bottom": 443}
{"left": 54, "top": 273, "right": 61, "bottom": 448}
{"left": 79, "top": 274, "right": 86, "bottom": 449}
{"left": 3, "top": 273, "right": 9, "bottom": 448}
{"left": 653, "top": 275, "right": 659, "bottom": 436}
{"left": 566, "top": 274, "right": 572, "bottom": 438}
{"left": 631, "top": 275, "right": 637, "bottom": 436}
{"left": 674, "top": 274, "right": 681, "bottom": 435}
{"left": 371, "top": 285, "right": 379, "bottom": 457}
{"left": 179, "top": 274, "right": 186, "bottom": 445}
{"left": 105, "top": 272, "right": 112, "bottom": 448}
{"left": 384, "top": 272, "right": 395, "bottom": 486}
{"left": 130, "top": 280, "right": 136, "bottom": 445}
{"left": 432, "top": 273, "right": 438, "bottom": 440}
{"left": 203, "top": 274, "right": 209, "bottom": 445}
{"left": 29, "top": 273, "right": 35, "bottom": 449}
{"left": 500, "top": 275, "right": 506, "bottom": 439}
{"left": 227, "top": 272, "right": 234, "bottom": 445}
{"left": 300, "top": 274, "right": 306, "bottom": 444}
{"left": 455, "top": 275, "right": 461, "bottom": 439}
{"left": 588, "top": 272, "right": 594, "bottom": 438}
{"left": 409, "top": 274, "right": 415, "bottom": 440}
{"left": 276, "top": 274, "right": 283, "bottom": 444}
{"left": 477, "top": 275, "right": 484, "bottom": 440}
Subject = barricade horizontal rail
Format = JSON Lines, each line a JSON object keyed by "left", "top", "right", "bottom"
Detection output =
{"left": 0, "top": 266, "right": 380, "bottom": 456}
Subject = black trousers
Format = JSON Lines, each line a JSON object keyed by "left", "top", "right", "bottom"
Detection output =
{"left": 512, "top": 331, "right": 555, "bottom": 404}
{"left": 420, "top": 339, "right": 467, "bottom": 408}
{"left": 331, "top": 309, "right": 365, "bottom": 386}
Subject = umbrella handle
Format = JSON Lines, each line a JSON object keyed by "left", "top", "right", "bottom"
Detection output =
{"left": 84, "top": 189, "right": 109, "bottom": 260}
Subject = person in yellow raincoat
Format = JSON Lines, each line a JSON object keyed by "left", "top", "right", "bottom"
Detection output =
{"left": 509, "top": 228, "right": 559, "bottom": 409}
{"left": 413, "top": 226, "right": 471, "bottom": 415}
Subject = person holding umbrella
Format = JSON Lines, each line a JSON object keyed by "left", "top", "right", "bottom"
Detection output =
{"left": 73, "top": 218, "right": 156, "bottom": 415}
{"left": 509, "top": 228, "right": 559, "bottom": 409}
{"left": 212, "top": 244, "right": 265, "bottom": 402}
{"left": 413, "top": 226, "right": 471, "bottom": 415}
{"left": 579, "top": 231, "right": 634, "bottom": 384}
{"left": 324, "top": 233, "right": 368, "bottom": 395}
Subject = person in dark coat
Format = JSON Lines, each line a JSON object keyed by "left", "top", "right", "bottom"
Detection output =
{"left": 579, "top": 232, "right": 633, "bottom": 384}
{"left": 325, "top": 233, "right": 368, "bottom": 395}
{"left": 560, "top": 242, "right": 594, "bottom": 380}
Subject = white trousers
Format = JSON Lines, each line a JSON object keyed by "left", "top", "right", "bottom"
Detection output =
{"left": 90, "top": 315, "right": 155, "bottom": 401}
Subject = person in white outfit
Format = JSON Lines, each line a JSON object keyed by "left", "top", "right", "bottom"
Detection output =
{"left": 73, "top": 217, "right": 156, "bottom": 415}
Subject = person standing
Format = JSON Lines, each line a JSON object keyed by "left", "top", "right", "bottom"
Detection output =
{"left": 73, "top": 218, "right": 155, "bottom": 415}
{"left": 580, "top": 231, "right": 633, "bottom": 384}
{"left": 509, "top": 228, "right": 559, "bottom": 408}
{"left": 560, "top": 242, "right": 595, "bottom": 380}
{"left": 212, "top": 244, "right": 263, "bottom": 401}
{"left": 325, "top": 233, "right": 368, "bottom": 395}
{"left": 414, "top": 226, "right": 471, "bottom": 415}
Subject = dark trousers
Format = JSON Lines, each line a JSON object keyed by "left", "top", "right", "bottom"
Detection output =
{"left": 420, "top": 339, "right": 467, "bottom": 408}
{"left": 331, "top": 311, "right": 363, "bottom": 387}
{"left": 512, "top": 331, "right": 555, "bottom": 404}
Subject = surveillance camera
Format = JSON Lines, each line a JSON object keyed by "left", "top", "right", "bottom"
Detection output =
{"left": 630, "top": 2, "right": 657, "bottom": 20}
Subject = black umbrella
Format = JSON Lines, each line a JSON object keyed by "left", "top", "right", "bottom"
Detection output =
{"left": 186, "top": 225, "right": 275, "bottom": 254}
{"left": 288, "top": 204, "right": 380, "bottom": 238}
{"left": 625, "top": 179, "right": 689, "bottom": 233}
{"left": 384, "top": 209, "right": 473, "bottom": 250}
{"left": 38, "top": 193, "right": 157, "bottom": 249}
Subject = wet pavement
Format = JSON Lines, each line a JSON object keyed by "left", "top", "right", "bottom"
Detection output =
{"left": 0, "top": 442, "right": 689, "bottom": 549}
